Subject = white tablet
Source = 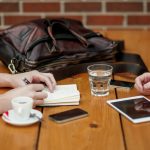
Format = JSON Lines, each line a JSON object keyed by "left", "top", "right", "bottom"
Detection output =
{"left": 107, "top": 96, "right": 150, "bottom": 123}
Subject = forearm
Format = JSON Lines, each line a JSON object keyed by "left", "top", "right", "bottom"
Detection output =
{"left": 0, "top": 73, "right": 13, "bottom": 88}
{"left": 0, "top": 94, "right": 12, "bottom": 114}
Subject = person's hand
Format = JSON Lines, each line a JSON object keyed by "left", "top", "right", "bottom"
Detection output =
{"left": 134, "top": 72, "right": 150, "bottom": 95}
{"left": 9, "top": 70, "right": 56, "bottom": 92}
{"left": 0, "top": 84, "right": 47, "bottom": 114}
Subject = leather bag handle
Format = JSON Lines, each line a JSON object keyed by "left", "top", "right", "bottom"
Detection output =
{"left": 47, "top": 19, "right": 90, "bottom": 50}
{"left": 47, "top": 26, "right": 58, "bottom": 52}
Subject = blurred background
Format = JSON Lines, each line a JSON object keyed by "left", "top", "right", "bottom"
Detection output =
{"left": 0, "top": 0, "right": 150, "bottom": 30}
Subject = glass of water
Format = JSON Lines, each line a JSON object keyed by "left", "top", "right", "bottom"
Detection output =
{"left": 87, "top": 64, "right": 113, "bottom": 96}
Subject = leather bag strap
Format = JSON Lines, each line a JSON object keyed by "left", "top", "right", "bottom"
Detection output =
{"left": 50, "top": 53, "right": 148, "bottom": 81}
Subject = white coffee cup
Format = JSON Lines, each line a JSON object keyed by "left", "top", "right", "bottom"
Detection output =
{"left": 11, "top": 96, "right": 33, "bottom": 122}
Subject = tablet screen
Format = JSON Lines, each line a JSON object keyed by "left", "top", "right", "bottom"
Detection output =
{"left": 111, "top": 97, "right": 150, "bottom": 119}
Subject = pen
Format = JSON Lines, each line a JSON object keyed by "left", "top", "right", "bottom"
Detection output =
{"left": 23, "top": 78, "right": 31, "bottom": 85}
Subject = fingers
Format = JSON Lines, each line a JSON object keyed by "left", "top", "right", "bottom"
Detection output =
{"left": 32, "top": 92, "right": 47, "bottom": 107}
{"left": 33, "top": 100, "right": 44, "bottom": 107}
{"left": 135, "top": 76, "right": 143, "bottom": 91}
{"left": 134, "top": 73, "right": 149, "bottom": 93}
{"left": 32, "top": 91, "right": 48, "bottom": 100}
{"left": 31, "top": 70, "right": 56, "bottom": 92}
{"left": 134, "top": 73, "right": 150, "bottom": 95}
{"left": 29, "top": 84, "right": 45, "bottom": 92}
{"left": 134, "top": 73, "right": 148, "bottom": 89}
{"left": 134, "top": 83, "right": 144, "bottom": 94}
{"left": 38, "top": 74, "right": 55, "bottom": 92}
{"left": 28, "top": 84, "right": 48, "bottom": 107}
{"left": 42, "top": 73, "right": 56, "bottom": 91}
{"left": 144, "top": 82, "right": 150, "bottom": 89}
{"left": 134, "top": 83, "right": 149, "bottom": 95}
{"left": 27, "top": 84, "right": 47, "bottom": 100}
{"left": 43, "top": 73, "right": 56, "bottom": 87}
{"left": 11, "top": 70, "right": 57, "bottom": 91}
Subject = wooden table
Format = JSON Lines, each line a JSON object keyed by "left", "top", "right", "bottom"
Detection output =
{"left": 0, "top": 30, "right": 150, "bottom": 150}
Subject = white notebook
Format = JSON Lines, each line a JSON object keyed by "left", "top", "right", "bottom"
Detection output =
{"left": 42, "top": 84, "right": 80, "bottom": 106}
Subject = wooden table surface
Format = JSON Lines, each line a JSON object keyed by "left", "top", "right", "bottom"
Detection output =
{"left": 0, "top": 30, "right": 150, "bottom": 150}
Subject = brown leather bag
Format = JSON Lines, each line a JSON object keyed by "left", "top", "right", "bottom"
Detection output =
{"left": 0, "top": 18, "right": 147, "bottom": 80}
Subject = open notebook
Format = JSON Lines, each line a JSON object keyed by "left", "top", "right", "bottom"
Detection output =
{"left": 41, "top": 84, "right": 80, "bottom": 106}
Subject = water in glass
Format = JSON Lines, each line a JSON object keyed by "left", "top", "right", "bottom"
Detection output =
{"left": 89, "top": 70, "right": 111, "bottom": 96}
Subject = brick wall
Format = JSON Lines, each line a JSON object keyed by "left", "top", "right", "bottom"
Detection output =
{"left": 0, "top": 0, "right": 150, "bottom": 30}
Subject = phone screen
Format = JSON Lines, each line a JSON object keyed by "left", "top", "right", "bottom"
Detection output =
{"left": 110, "top": 79, "right": 134, "bottom": 88}
{"left": 49, "top": 108, "right": 88, "bottom": 123}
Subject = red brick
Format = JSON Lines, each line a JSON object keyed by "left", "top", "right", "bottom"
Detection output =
{"left": 23, "top": 2, "right": 60, "bottom": 12}
{"left": 128, "top": 16, "right": 150, "bottom": 25}
{"left": 4, "top": 16, "right": 41, "bottom": 26}
{"left": 45, "top": 15, "right": 83, "bottom": 22}
{"left": 87, "top": 15, "right": 123, "bottom": 25}
{"left": 0, "top": 2, "right": 19, "bottom": 12}
{"left": 65, "top": 2, "right": 101, "bottom": 12}
{"left": 107, "top": 2, "right": 143, "bottom": 12}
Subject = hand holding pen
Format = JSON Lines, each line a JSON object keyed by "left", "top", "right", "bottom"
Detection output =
{"left": 0, "top": 71, "right": 56, "bottom": 113}
{"left": 10, "top": 70, "right": 56, "bottom": 92}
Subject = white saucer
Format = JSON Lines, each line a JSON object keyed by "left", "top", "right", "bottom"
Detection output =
{"left": 2, "top": 109, "right": 42, "bottom": 126}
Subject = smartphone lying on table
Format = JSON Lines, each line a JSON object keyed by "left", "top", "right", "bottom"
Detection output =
{"left": 48, "top": 108, "right": 88, "bottom": 123}
{"left": 110, "top": 79, "right": 134, "bottom": 88}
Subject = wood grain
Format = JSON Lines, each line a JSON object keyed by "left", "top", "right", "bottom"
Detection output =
{"left": 103, "top": 30, "right": 150, "bottom": 70}
{"left": 38, "top": 74, "right": 125, "bottom": 150}
{"left": 116, "top": 88, "right": 150, "bottom": 150}
{"left": 0, "top": 30, "right": 150, "bottom": 150}
{"left": 0, "top": 62, "right": 41, "bottom": 150}
{"left": 110, "top": 30, "right": 150, "bottom": 150}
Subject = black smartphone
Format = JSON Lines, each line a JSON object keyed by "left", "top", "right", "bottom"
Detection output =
{"left": 48, "top": 108, "right": 88, "bottom": 123}
{"left": 110, "top": 79, "right": 134, "bottom": 88}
